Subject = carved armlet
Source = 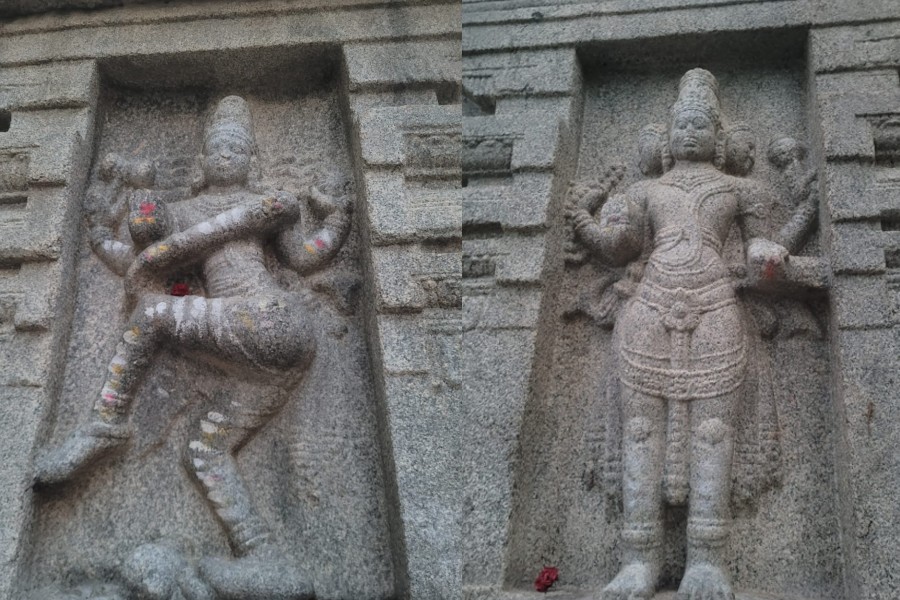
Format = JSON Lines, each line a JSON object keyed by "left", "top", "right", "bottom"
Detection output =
{"left": 128, "top": 189, "right": 173, "bottom": 247}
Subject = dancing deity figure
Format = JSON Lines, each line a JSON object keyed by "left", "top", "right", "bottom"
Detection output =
{"left": 570, "top": 70, "right": 788, "bottom": 600}
{"left": 36, "top": 96, "right": 351, "bottom": 597}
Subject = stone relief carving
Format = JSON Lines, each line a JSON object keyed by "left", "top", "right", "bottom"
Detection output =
{"left": 565, "top": 70, "right": 824, "bottom": 600}
{"left": 34, "top": 96, "right": 352, "bottom": 600}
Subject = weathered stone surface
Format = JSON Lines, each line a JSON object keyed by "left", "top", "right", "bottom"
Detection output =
{"left": 462, "top": 2, "right": 898, "bottom": 600}
{"left": 0, "top": 3, "right": 461, "bottom": 600}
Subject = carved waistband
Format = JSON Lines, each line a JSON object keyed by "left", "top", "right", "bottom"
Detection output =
{"left": 637, "top": 277, "right": 736, "bottom": 316}
{"left": 620, "top": 343, "right": 747, "bottom": 401}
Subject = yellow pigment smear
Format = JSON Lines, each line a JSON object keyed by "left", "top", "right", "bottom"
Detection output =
{"left": 239, "top": 312, "right": 255, "bottom": 331}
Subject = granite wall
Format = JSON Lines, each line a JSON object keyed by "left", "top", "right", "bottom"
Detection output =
{"left": 0, "top": 1, "right": 899, "bottom": 599}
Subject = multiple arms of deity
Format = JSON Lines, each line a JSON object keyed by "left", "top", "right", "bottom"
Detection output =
{"left": 569, "top": 176, "right": 793, "bottom": 280}
{"left": 86, "top": 153, "right": 353, "bottom": 296}
{"left": 569, "top": 184, "right": 646, "bottom": 267}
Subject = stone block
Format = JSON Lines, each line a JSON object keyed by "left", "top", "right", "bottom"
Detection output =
{"left": 822, "top": 163, "right": 893, "bottom": 221}
{"left": 831, "top": 274, "right": 892, "bottom": 329}
{"left": 462, "top": 1, "right": 807, "bottom": 52}
{"left": 0, "top": 187, "right": 72, "bottom": 263}
{"left": 831, "top": 221, "right": 888, "bottom": 275}
{"left": 815, "top": 70, "right": 900, "bottom": 160}
{"left": 0, "top": 108, "right": 94, "bottom": 186}
{"left": 463, "top": 234, "right": 546, "bottom": 285}
{"left": 371, "top": 244, "right": 460, "bottom": 312}
{"left": 464, "top": 174, "right": 555, "bottom": 230}
{"left": 357, "top": 105, "right": 461, "bottom": 245}
{"left": 463, "top": 286, "right": 541, "bottom": 331}
{"left": 0, "top": 3, "right": 459, "bottom": 66}
{"left": 463, "top": 48, "right": 579, "bottom": 100}
{"left": 463, "top": 113, "right": 562, "bottom": 173}
{"left": 0, "top": 61, "right": 98, "bottom": 111}
{"left": 344, "top": 40, "right": 460, "bottom": 92}
{"left": 357, "top": 104, "right": 461, "bottom": 170}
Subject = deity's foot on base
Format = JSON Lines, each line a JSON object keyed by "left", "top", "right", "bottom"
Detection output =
{"left": 676, "top": 564, "right": 734, "bottom": 600}
{"left": 34, "top": 422, "right": 131, "bottom": 486}
{"left": 600, "top": 562, "right": 658, "bottom": 600}
{"left": 199, "top": 550, "right": 314, "bottom": 600}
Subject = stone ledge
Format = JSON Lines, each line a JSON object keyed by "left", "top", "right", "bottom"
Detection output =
{"left": 344, "top": 39, "right": 461, "bottom": 92}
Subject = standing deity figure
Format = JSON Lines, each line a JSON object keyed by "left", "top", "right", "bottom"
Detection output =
{"left": 570, "top": 70, "right": 788, "bottom": 600}
{"left": 36, "top": 96, "right": 351, "bottom": 597}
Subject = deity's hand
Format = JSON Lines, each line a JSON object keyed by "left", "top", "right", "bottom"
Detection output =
{"left": 276, "top": 183, "right": 352, "bottom": 276}
{"left": 746, "top": 238, "right": 789, "bottom": 279}
{"left": 599, "top": 193, "right": 634, "bottom": 228}
{"left": 302, "top": 184, "right": 350, "bottom": 219}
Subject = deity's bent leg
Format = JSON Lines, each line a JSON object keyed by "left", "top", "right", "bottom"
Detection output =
{"left": 601, "top": 388, "right": 666, "bottom": 600}
{"left": 36, "top": 291, "right": 315, "bottom": 487}
{"left": 677, "top": 391, "right": 738, "bottom": 600}
{"left": 35, "top": 293, "right": 180, "bottom": 485}
{"left": 187, "top": 386, "right": 314, "bottom": 599}
{"left": 185, "top": 388, "right": 289, "bottom": 557}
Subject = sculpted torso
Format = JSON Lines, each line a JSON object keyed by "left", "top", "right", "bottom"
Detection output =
{"left": 170, "top": 190, "right": 281, "bottom": 298}
{"left": 637, "top": 169, "right": 739, "bottom": 288}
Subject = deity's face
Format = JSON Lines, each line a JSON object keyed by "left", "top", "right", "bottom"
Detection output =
{"left": 669, "top": 109, "right": 717, "bottom": 163}
{"left": 202, "top": 131, "right": 253, "bottom": 186}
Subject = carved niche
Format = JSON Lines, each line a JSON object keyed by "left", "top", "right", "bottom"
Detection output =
{"left": 27, "top": 80, "right": 394, "bottom": 600}
{"left": 507, "top": 64, "right": 838, "bottom": 600}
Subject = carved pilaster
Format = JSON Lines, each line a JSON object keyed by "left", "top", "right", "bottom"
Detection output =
{"left": 0, "top": 59, "right": 98, "bottom": 600}
{"left": 461, "top": 46, "right": 582, "bottom": 599}
{"left": 347, "top": 36, "right": 463, "bottom": 597}
{"left": 811, "top": 24, "right": 900, "bottom": 600}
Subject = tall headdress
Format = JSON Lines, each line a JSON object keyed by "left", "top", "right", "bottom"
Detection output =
{"left": 205, "top": 95, "right": 255, "bottom": 152}
{"left": 671, "top": 68, "right": 722, "bottom": 127}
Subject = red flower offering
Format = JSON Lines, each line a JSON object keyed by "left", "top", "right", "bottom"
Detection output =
{"left": 534, "top": 566, "right": 559, "bottom": 593}
{"left": 170, "top": 282, "right": 190, "bottom": 297}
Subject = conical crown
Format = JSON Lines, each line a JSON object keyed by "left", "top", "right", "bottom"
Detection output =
{"left": 672, "top": 68, "right": 721, "bottom": 125}
{"left": 205, "top": 95, "right": 254, "bottom": 150}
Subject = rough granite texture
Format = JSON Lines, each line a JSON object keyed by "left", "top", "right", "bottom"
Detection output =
{"left": 463, "top": 2, "right": 900, "bottom": 600}
{"left": 0, "top": 1, "right": 460, "bottom": 600}
{"left": 3, "top": 1, "right": 900, "bottom": 600}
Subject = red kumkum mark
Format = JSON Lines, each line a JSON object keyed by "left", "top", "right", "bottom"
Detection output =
{"left": 170, "top": 283, "right": 190, "bottom": 297}
{"left": 534, "top": 566, "right": 559, "bottom": 593}
{"left": 139, "top": 201, "right": 156, "bottom": 216}
{"left": 314, "top": 237, "right": 328, "bottom": 250}
{"left": 763, "top": 258, "right": 778, "bottom": 280}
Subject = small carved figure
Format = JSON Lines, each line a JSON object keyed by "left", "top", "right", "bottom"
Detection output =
{"left": 36, "top": 96, "right": 351, "bottom": 598}
{"left": 568, "top": 70, "right": 790, "bottom": 600}
{"left": 767, "top": 136, "right": 818, "bottom": 254}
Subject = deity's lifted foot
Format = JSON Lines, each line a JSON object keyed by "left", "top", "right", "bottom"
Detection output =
{"left": 676, "top": 564, "right": 734, "bottom": 600}
{"left": 600, "top": 562, "right": 658, "bottom": 600}
{"left": 198, "top": 546, "right": 314, "bottom": 600}
{"left": 34, "top": 422, "right": 131, "bottom": 486}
